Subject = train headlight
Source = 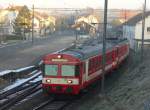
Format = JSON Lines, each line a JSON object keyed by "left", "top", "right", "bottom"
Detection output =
{"left": 112, "top": 62, "right": 116, "bottom": 66}
{"left": 67, "top": 80, "right": 73, "bottom": 84}
{"left": 57, "top": 55, "right": 61, "bottom": 59}
{"left": 46, "top": 79, "right": 51, "bottom": 83}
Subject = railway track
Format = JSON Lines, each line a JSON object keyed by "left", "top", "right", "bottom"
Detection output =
{"left": 0, "top": 68, "right": 42, "bottom": 110}
{"left": 32, "top": 97, "right": 76, "bottom": 110}
{"left": 0, "top": 70, "right": 41, "bottom": 99}
{"left": 0, "top": 60, "right": 130, "bottom": 110}
{"left": 0, "top": 59, "right": 130, "bottom": 110}
{"left": 31, "top": 84, "right": 99, "bottom": 110}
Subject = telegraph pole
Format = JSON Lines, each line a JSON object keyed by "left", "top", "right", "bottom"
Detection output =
{"left": 141, "top": 0, "right": 146, "bottom": 62}
{"left": 74, "top": 10, "right": 78, "bottom": 47}
{"left": 101, "top": 0, "right": 108, "bottom": 94}
{"left": 0, "top": 9, "right": 1, "bottom": 44}
{"left": 24, "top": 15, "right": 25, "bottom": 40}
{"left": 75, "top": 10, "right": 78, "bottom": 42}
{"left": 32, "top": 4, "right": 35, "bottom": 44}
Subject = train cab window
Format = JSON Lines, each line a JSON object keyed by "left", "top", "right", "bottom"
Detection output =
{"left": 45, "top": 65, "right": 58, "bottom": 76}
{"left": 61, "top": 65, "right": 80, "bottom": 76}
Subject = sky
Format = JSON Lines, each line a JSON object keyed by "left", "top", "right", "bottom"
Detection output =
{"left": 0, "top": 0, "right": 150, "bottom": 10}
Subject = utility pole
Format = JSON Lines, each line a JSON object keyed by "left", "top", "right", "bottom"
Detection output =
{"left": 0, "top": 23, "right": 4, "bottom": 44}
{"left": 24, "top": 15, "right": 25, "bottom": 40}
{"left": 124, "top": 9, "right": 127, "bottom": 38}
{"left": 0, "top": 10, "right": 1, "bottom": 44}
{"left": 75, "top": 10, "right": 78, "bottom": 42}
{"left": 125, "top": 9, "right": 127, "bottom": 22}
{"left": 32, "top": 4, "right": 34, "bottom": 44}
{"left": 74, "top": 10, "right": 78, "bottom": 47}
{"left": 141, "top": 0, "right": 146, "bottom": 62}
{"left": 101, "top": 0, "right": 108, "bottom": 94}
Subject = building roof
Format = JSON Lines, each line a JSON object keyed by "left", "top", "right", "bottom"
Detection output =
{"left": 6, "top": 5, "right": 23, "bottom": 11}
{"left": 71, "top": 21, "right": 95, "bottom": 29}
{"left": 118, "top": 10, "right": 140, "bottom": 21}
{"left": 34, "top": 11, "right": 49, "bottom": 19}
{"left": 124, "top": 11, "right": 150, "bottom": 26}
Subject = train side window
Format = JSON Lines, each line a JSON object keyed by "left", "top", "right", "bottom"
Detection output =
{"left": 88, "top": 61, "right": 90, "bottom": 71}
{"left": 92, "top": 58, "right": 96, "bottom": 72}
{"left": 95, "top": 57, "right": 98, "bottom": 66}
{"left": 106, "top": 53, "right": 112, "bottom": 64}
{"left": 82, "top": 63, "right": 86, "bottom": 74}
{"left": 95, "top": 57, "right": 99, "bottom": 70}
{"left": 97, "top": 56, "right": 101, "bottom": 69}
{"left": 88, "top": 59, "right": 92, "bottom": 74}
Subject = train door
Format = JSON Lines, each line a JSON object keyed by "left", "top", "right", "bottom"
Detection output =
{"left": 85, "top": 60, "right": 89, "bottom": 82}
{"left": 81, "top": 62, "right": 86, "bottom": 85}
{"left": 112, "top": 49, "right": 118, "bottom": 68}
{"left": 116, "top": 46, "right": 120, "bottom": 65}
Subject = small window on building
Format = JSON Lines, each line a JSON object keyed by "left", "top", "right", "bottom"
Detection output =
{"left": 147, "top": 27, "right": 150, "bottom": 32}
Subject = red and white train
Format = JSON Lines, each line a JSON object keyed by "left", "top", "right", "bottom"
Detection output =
{"left": 42, "top": 38, "right": 129, "bottom": 94}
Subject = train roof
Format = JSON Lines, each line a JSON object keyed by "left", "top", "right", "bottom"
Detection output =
{"left": 56, "top": 38, "right": 128, "bottom": 60}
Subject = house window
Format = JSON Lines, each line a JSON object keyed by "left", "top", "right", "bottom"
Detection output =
{"left": 147, "top": 27, "right": 150, "bottom": 32}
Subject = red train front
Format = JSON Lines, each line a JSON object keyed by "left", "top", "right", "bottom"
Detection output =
{"left": 42, "top": 53, "right": 83, "bottom": 94}
{"left": 42, "top": 38, "right": 129, "bottom": 95}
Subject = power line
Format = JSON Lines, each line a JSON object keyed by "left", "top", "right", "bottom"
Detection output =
{"left": 33, "top": 7, "right": 143, "bottom": 12}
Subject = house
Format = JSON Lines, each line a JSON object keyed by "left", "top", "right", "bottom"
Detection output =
{"left": 0, "top": 5, "right": 26, "bottom": 36}
{"left": 123, "top": 11, "right": 150, "bottom": 49}
{"left": 33, "top": 11, "right": 56, "bottom": 36}
{"left": 119, "top": 10, "right": 140, "bottom": 22}
{"left": 76, "top": 15, "right": 99, "bottom": 27}
{"left": 0, "top": 9, "right": 18, "bottom": 35}
{"left": 72, "top": 20, "right": 96, "bottom": 36}
{"left": 1, "top": 5, "right": 56, "bottom": 37}
{"left": 74, "top": 15, "right": 100, "bottom": 37}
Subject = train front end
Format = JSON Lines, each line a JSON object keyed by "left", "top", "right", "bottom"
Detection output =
{"left": 42, "top": 54, "right": 82, "bottom": 95}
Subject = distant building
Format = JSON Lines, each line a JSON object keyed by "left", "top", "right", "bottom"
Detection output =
{"left": 0, "top": 9, "right": 18, "bottom": 35}
{"left": 0, "top": 5, "right": 56, "bottom": 37}
{"left": 123, "top": 11, "right": 150, "bottom": 49}
{"left": 0, "top": 5, "right": 27, "bottom": 37}
{"left": 33, "top": 11, "right": 56, "bottom": 36}
{"left": 74, "top": 15, "right": 100, "bottom": 37}
{"left": 119, "top": 10, "right": 140, "bottom": 22}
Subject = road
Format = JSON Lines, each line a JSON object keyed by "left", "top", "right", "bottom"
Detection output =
{"left": 0, "top": 33, "right": 75, "bottom": 71}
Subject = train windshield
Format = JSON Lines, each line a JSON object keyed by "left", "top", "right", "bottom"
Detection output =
{"left": 61, "top": 65, "right": 79, "bottom": 76}
{"left": 45, "top": 65, "right": 58, "bottom": 76}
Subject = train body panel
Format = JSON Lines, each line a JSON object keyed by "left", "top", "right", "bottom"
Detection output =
{"left": 42, "top": 38, "right": 130, "bottom": 94}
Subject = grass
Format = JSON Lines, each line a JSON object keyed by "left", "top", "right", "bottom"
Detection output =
{"left": 5, "top": 35, "right": 24, "bottom": 40}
